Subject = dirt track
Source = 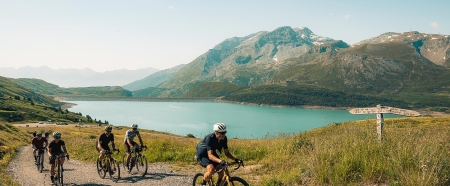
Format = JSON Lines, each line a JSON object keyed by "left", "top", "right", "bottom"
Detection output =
{"left": 7, "top": 145, "right": 192, "bottom": 186}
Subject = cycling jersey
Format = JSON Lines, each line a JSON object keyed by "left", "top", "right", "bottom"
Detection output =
{"left": 31, "top": 137, "right": 47, "bottom": 148}
{"left": 97, "top": 133, "right": 114, "bottom": 150}
{"left": 123, "top": 129, "right": 140, "bottom": 143}
{"left": 48, "top": 140, "right": 65, "bottom": 155}
{"left": 196, "top": 133, "right": 228, "bottom": 158}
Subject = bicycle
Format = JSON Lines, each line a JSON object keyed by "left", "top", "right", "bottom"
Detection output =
{"left": 193, "top": 160, "right": 249, "bottom": 186}
{"left": 51, "top": 154, "right": 69, "bottom": 186}
{"left": 35, "top": 148, "right": 45, "bottom": 173}
{"left": 122, "top": 145, "right": 148, "bottom": 176}
{"left": 96, "top": 149, "right": 121, "bottom": 182}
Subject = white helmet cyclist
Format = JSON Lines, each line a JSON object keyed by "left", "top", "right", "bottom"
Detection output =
{"left": 213, "top": 123, "right": 227, "bottom": 132}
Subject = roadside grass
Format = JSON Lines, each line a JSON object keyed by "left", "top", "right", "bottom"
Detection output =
{"left": 11, "top": 116, "right": 450, "bottom": 185}
{"left": 0, "top": 123, "right": 31, "bottom": 185}
{"left": 256, "top": 116, "right": 450, "bottom": 186}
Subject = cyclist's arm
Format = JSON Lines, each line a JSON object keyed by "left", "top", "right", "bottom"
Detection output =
{"left": 126, "top": 138, "right": 133, "bottom": 147}
{"left": 47, "top": 147, "right": 52, "bottom": 156}
{"left": 44, "top": 140, "right": 49, "bottom": 149}
{"left": 224, "top": 149, "right": 236, "bottom": 161}
{"left": 138, "top": 135, "right": 143, "bottom": 146}
{"left": 97, "top": 135, "right": 104, "bottom": 151}
{"left": 111, "top": 141, "right": 116, "bottom": 150}
{"left": 207, "top": 150, "right": 222, "bottom": 163}
{"left": 62, "top": 145, "right": 68, "bottom": 155}
{"left": 31, "top": 138, "right": 36, "bottom": 149}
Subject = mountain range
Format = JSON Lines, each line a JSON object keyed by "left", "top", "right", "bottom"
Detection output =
{"left": 3, "top": 26, "right": 450, "bottom": 109}
{"left": 130, "top": 27, "right": 448, "bottom": 101}
{"left": 0, "top": 66, "right": 159, "bottom": 88}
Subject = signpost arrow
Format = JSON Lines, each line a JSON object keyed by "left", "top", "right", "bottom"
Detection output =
{"left": 349, "top": 104, "right": 420, "bottom": 141}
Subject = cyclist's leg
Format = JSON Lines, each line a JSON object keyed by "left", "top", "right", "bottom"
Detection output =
{"left": 200, "top": 156, "right": 218, "bottom": 183}
{"left": 124, "top": 142, "right": 132, "bottom": 165}
{"left": 32, "top": 147, "right": 37, "bottom": 161}
{"left": 59, "top": 152, "right": 66, "bottom": 165}
{"left": 49, "top": 155, "right": 56, "bottom": 180}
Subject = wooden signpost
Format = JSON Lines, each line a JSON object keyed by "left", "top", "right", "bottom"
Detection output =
{"left": 349, "top": 104, "right": 420, "bottom": 141}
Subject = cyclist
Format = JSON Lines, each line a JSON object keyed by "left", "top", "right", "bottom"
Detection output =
{"left": 32, "top": 131, "right": 37, "bottom": 137}
{"left": 47, "top": 131, "right": 69, "bottom": 182}
{"left": 31, "top": 132, "right": 48, "bottom": 164}
{"left": 44, "top": 131, "right": 50, "bottom": 138}
{"left": 123, "top": 124, "right": 144, "bottom": 168}
{"left": 195, "top": 123, "right": 242, "bottom": 186}
{"left": 97, "top": 125, "right": 116, "bottom": 168}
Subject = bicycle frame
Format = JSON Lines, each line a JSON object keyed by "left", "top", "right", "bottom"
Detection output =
{"left": 122, "top": 145, "right": 148, "bottom": 177}
{"left": 53, "top": 154, "right": 69, "bottom": 186}
{"left": 36, "top": 148, "right": 45, "bottom": 172}
{"left": 193, "top": 161, "right": 248, "bottom": 186}
{"left": 98, "top": 149, "right": 120, "bottom": 182}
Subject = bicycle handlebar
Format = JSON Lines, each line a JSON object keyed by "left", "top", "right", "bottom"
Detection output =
{"left": 104, "top": 149, "right": 120, "bottom": 154}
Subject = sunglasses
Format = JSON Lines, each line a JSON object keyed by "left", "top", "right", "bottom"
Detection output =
{"left": 106, "top": 130, "right": 112, "bottom": 133}
{"left": 217, "top": 131, "right": 227, "bottom": 135}
{"left": 54, "top": 137, "right": 61, "bottom": 139}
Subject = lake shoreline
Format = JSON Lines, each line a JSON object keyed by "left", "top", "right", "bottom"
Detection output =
{"left": 57, "top": 97, "right": 449, "bottom": 116}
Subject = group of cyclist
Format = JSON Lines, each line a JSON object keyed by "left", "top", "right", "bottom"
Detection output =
{"left": 31, "top": 130, "right": 68, "bottom": 182}
{"left": 30, "top": 122, "right": 241, "bottom": 185}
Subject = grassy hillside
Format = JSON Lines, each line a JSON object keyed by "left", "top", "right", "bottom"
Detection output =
{"left": 182, "top": 82, "right": 246, "bottom": 98}
{"left": 0, "top": 76, "right": 96, "bottom": 123}
{"left": 10, "top": 78, "right": 133, "bottom": 97}
{"left": 222, "top": 84, "right": 411, "bottom": 109}
{"left": 0, "top": 123, "right": 31, "bottom": 185}
{"left": 10, "top": 116, "right": 450, "bottom": 185}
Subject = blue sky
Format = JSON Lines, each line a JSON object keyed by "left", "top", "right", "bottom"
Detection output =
{"left": 1, "top": 0, "right": 449, "bottom": 72}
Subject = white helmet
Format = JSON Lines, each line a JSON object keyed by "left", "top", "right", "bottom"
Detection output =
{"left": 131, "top": 124, "right": 138, "bottom": 129}
{"left": 213, "top": 123, "right": 227, "bottom": 132}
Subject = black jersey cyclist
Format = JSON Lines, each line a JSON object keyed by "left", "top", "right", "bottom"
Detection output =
{"left": 47, "top": 131, "right": 69, "bottom": 182}
{"left": 195, "top": 123, "right": 242, "bottom": 185}
{"left": 97, "top": 125, "right": 116, "bottom": 166}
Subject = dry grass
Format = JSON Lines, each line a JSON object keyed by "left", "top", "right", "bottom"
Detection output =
{"left": 6, "top": 116, "right": 450, "bottom": 185}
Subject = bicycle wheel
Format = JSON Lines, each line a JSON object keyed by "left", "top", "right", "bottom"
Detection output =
{"left": 35, "top": 154, "right": 41, "bottom": 171}
{"left": 96, "top": 158, "right": 106, "bottom": 179}
{"left": 192, "top": 173, "right": 206, "bottom": 186}
{"left": 108, "top": 158, "right": 120, "bottom": 182}
{"left": 121, "top": 153, "right": 130, "bottom": 173}
{"left": 58, "top": 163, "right": 64, "bottom": 186}
{"left": 135, "top": 155, "right": 148, "bottom": 177}
{"left": 221, "top": 176, "right": 249, "bottom": 186}
{"left": 38, "top": 153, "right": 44, "bottom": 173}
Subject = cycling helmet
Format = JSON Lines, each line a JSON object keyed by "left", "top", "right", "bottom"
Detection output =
{"left": 36, "top": 132, "right": 42, "bottom": 137}
{"left": 53, "top": 131, "right": 62, "bottom": 137}
{"left": 131, "top": 124, "right": 138, "bottom": 129}
{"left": 105, "top": 126, "right": 113, "bottom": 131}
{"left": 213, "top": 123, "right": 227, "bottom": 132}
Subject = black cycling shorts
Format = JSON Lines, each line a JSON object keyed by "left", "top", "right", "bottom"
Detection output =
{"left": 49, "top": 152, "right": 64, "bottom": 164}
{"left": 124, "top": 141, "right": 137, "bottom": 153}
{"left": 198, "top": 155, "right": 220, "bottom": 168}
{"left": 96, "top": 145, "right": 111, "bottom": 152}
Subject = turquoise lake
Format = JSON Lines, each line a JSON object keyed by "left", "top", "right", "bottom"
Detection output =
{"left": 68, "top": 101, "right": 402, "bottom": 139}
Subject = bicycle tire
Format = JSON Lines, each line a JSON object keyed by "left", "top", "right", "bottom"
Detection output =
{"left": 192, "top": 173, "right": 207, "bottom": 186}
{"left": 38, "top": 152, "right": 44, "bottom": 173}
{"left": 35, "top": 154, "right": 41, "bottom": 171}
{"left": 58, "top": 162, "right": 64, "bottom": 186}
{"left": 222, "top": 176, "right": 249, "bottom": 186}
{"left": 108, "top": 158, "right": 120, "bottom": 182}
{"left": 96, "top": 158, "right": 106, "bottom": 179}
{"left": 121, "top": 153, "right": 130, "bottom": 173}
{"left": 135, "top": 155, "right": 148, "bottom": 177}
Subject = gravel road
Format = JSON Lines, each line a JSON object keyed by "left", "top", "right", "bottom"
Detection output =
{"left": 7, "top": 146, "right": 192, "bottom": 186}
